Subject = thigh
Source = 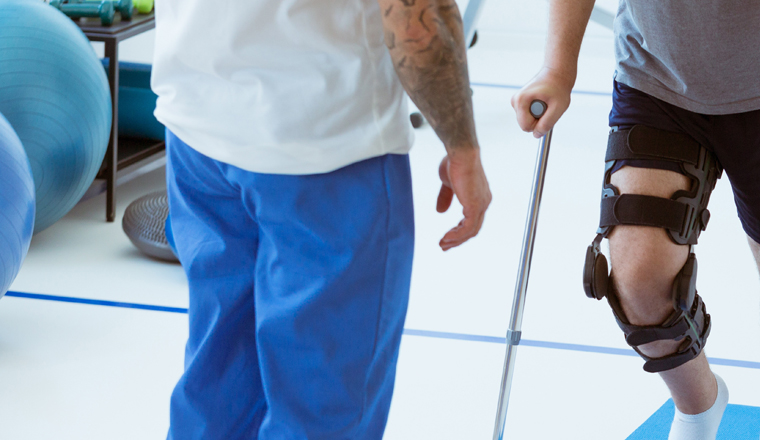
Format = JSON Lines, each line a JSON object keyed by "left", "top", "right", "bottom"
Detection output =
{"left": 165, "top": 131, "right": 265, "bottom": 440}
{"left": 249, "top": 154, "right": 415, "bottom": 440}
{"left": 712, "top": 112, "right": 760, "bottom": 244}
{"left": 166, "top": 130, "right": 258, "bottom": 278}
{"left": 609, "top": 80, "right": 712, "bottom": 145}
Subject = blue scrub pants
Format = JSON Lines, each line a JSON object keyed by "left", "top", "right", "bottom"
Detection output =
{"left": 165, "top": 131, "right": 415, "bottom": 440}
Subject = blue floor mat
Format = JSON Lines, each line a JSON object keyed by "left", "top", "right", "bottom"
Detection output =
{"left": 628, "top": 400, "right": 760, "bottom": 439}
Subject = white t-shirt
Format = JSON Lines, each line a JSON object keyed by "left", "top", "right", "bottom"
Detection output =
{"left": 151, "top": 0, "right": 413, "bottom": 175}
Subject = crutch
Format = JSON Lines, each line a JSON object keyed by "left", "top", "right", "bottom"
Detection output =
{"left": 492, "top": 100, "right": 553, "bottom": 440}
{"left": 462, "top": 0, "right": 486, "bottom": 45}
{"left": 410, "top": 0, "right": 487, "bottom": 128}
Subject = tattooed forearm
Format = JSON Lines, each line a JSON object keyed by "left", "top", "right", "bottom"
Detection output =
{"left": 378, "top": 0, "right": 476, "bottom": 150}
{"left": 418, "top": 9, "right": 430, "bottom": 31}
{"left": 385, "top": 31, "right": 396, "bottom": 49}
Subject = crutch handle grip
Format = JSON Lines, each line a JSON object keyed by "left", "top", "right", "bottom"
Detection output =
{"left": 529, "top": 100, "right": 547, "bottom": 119}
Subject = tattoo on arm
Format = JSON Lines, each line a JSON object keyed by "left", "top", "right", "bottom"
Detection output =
{"left": 379, "top": 0, "right": 476, "bottom": 150}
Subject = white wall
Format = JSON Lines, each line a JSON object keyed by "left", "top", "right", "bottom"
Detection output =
{"left": 98, "top": 0, "right": 617, "bottom": 65}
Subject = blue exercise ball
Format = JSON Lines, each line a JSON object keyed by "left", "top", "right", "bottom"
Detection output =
{"left": 0, "top": 112, "right": 35, "bottom": 299}
{"left": 0, "top": 0, "right": 111, "bottom": 233}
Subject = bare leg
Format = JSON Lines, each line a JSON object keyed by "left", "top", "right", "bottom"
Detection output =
{"left": 609, "top": 166, "right": 717, "bottom": 415}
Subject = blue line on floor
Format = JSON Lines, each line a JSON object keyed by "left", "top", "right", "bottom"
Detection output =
{"left": 4, "top": 291, "right": 189, "bottom": 314}
{"left": 470, "top": 81, "right": 612, "bottom": 97}
{"left": 7, "top": 291, "right": 760, "bottom": 370}
{"left": 707, "top": 358, "right": 760, "bottom": 369}
{"left": 402, "top": 328, "right": 760, "bottom": 370}
{"left": 403, "top": 328, "right": 638, "bottom": 356}
{"left": 402, "top": 328, "right": 505, "bottom": 344}
{"left": 520, "top": 338, "right": 638, "bottom": 357}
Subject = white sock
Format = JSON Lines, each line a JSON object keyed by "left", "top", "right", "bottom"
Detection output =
{"left": 668, "top": 373, "right": 729, "bottom": 440}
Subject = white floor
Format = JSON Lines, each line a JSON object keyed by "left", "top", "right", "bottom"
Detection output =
{"left": 3, "top": 1, "right": 760, "bottom": 439}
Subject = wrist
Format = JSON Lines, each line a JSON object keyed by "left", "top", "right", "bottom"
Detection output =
{"left": 539, "top": 64, "right": 577, "bottom": 90}
{"left": 445, "top": 145, "right": 481, "bottom": 161}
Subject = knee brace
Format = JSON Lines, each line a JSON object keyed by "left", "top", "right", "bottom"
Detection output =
{"left": 582, "top": 125, "right": 722, "bottom": 373}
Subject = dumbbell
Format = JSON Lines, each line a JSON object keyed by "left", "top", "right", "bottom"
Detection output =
{"left": 132, "top": 0, "right": 153, "bottom": 14}
{"left": 111, "top": 0, "right": 133, "bottom": 20}
{"left": 68, "top": 0, "right": 133, "bottom": 21}
{"left": 50, "top": 0, "right": 115, "bottom": 26}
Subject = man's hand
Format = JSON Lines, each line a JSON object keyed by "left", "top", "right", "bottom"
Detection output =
{"left": 512, "top": 0, "right": 595, "bottom": 137}
{"left": 511, "top": 67, "right": 573, "bottom": 138}
{"left": 436, "top": 149, "right": 491, "bottom": 251}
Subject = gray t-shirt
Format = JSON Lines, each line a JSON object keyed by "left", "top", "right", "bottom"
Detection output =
{"left": 614, "top": 1, "right": 760, "bottom": 115}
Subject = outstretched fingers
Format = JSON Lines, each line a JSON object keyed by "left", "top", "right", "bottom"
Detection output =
{"left": 436, "top": 150, "right": 491, "bottom": 250}
{"left": 439, "top": 207, "right": 486, "bottom": 251}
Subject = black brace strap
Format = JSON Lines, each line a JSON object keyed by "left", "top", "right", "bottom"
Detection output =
{"left": 600, "top": 195, "right": 689, "bottom": 234}
{"left": 606, "top": 125, "right": 701, "bottom": 165}
{"left": 598, "top": 125, "right": 722, "bottom": 245}
{"left": 623, "top": 314, "right": 693, "bottom": 347}
{"left": 605, "top": 254, "right": 711, "bottom": 373}
{"left": 614, "top": 293, "right": 710, "bottom": 373}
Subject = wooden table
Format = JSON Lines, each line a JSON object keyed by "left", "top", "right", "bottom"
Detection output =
{"left": 75, "top": 13, "right": 165, "bottom": 222}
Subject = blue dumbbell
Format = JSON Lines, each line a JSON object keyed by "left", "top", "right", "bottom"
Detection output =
{"left": 50, "top": 0, "right": 116, "bottom": 26}
{"left": 70, "top": 0, "right": 133, "bottom": 21}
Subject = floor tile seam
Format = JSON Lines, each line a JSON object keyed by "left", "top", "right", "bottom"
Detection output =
{"left": 7, "top": 291, "right": 757, "bottom": 370}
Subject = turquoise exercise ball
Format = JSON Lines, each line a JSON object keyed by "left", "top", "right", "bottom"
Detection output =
{"left": 0, "top": 0, "right": 111, "bottom": 233}
{"left": 0, "top": 112, "right": 35, "bottom": 299}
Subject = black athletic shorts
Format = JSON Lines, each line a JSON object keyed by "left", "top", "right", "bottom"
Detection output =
{"left": 608, "top": 80, "right": 760, "bottom": 244}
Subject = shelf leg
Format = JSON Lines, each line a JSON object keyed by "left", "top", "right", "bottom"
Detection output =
{"left": 104, "top": 39, "right": 119, "bottom": 222}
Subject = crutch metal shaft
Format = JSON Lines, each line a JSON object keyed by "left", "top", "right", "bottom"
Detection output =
{"left": 462, "top": 0, "right": 486, "bottom": 46}
{"left": 493, "top": 103, "right": 553, "bottom": 440}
